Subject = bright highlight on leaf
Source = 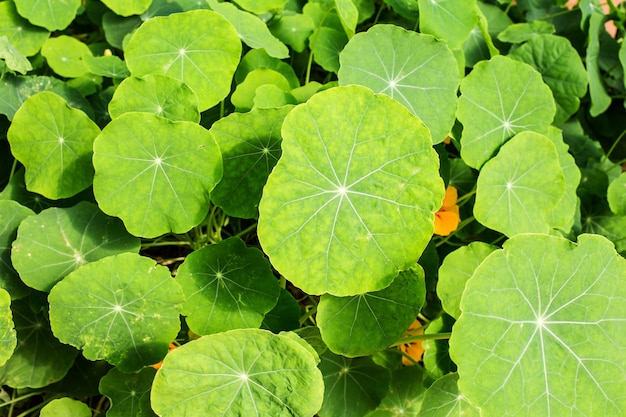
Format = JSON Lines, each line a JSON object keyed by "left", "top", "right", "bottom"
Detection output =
{"left": 258, "top": 85, "right": 444, "bottom": 296}
{"left": 450, "top": 233, "right": 626, "bottom": 417}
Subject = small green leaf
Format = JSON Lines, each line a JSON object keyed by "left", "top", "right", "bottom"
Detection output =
{"left": 209, "top": 105, "right": 292, "bottom": 219}
{"left": 231, "top": 68, "right": 292, "bottom": 112}
{"left": 101, "top": 0, "right": 152, "bottom": 16}
{"left": 334, "top": 0, "right": 358, "bottom": 37}
{"left": 0, "top": 200, "right": 34, "bottom": 300}
{"left": 108, "top": 75, "right": 200, "bottom": 122}
{"left": 269, "top": 12, "right": 315, "bottom": 53}
{"left": 84, "top": 55, "right": 130, "bottom": 79}
{"left": 587, "top": 12, "right": 612, "bottom": 117}
{"left": 151, "top": 329, "right": 324, "bottom": 417}
{"left": 0, "top": 36, "right": 31, "bottom": 74}
{"left": 14, "top": 0, "right": 81, "bottom": 31}
{"left": 382, "top": 0, "right": 419, "bottom": 20}
{"left": 0, "top": 1, "right": 49, "bottom": 57}
{"left": 258, "top": 85, "right": 444, "bottom": 296}
{"left": 319, "top": 351, "right": 391, "bottom": 417}
{"left": 253, "top": 84, "right": 297, "bottom": 108}
{"left": 608, "top": 172, "right": 626, "bottom": 215}
{"left": 176, "top": 237, "right": 280, "bottom": 335}
{"left": 235, "top": 48, "right": 299, "bottom": 88}
{"left": 474, "top": 132, "right": 566, "bottom": 236}
{"left": 437, "top": 242, "right": 497, "bottom": 319}
{"left": 497, "top": 21, "right": 556, "bottom": 43}
{"left": 208, "top": 0, "right": 289, "bottom": 59}
{"left": 7, "top": 92, "right": 100, "bottom": 199}
{"left": 0, "top": 289, "right": 16, "bottom": 367}
{"left": 99, "top": 367, "right": 157, "bottom": 417}
{"left": 463, "top": 3, "right": 513, "bottom": 68}
{"left": 449, "top": 233, "right": 626, "bottom": 417}
{"left": 338, "top": 25, "right": 460, "bottom": 143}
{"left": 48, "top": 253, "right": 184, "bottom": 372}
{"left": 11, "top": 201, "right": 140, "bottom": 292}
{"left": 317, "top": 267, "right": 425, "bottom": 357}
{"left": 417, "top": 373, "right": 480, "bottom": 417}
{"left": 125, "top": 10, "right": 242, "bottom": 111}
{"left": 310, "top": 26, "right": 348, "bottom": 72}
{"left": 233, "top": 0, "right": 289, "bottom": 14}
{"left": 422, "top": 314, "right": 456, "bottom": 379}
{"left": 457, "top": 55, "right": 556, "bottom": 169}
{"left": 418, "top": 0, "right": 478, "bottom": 49}
{"left": 366, "top": 367, "right": 427, "bottom": 417}
{"left": 261, "top": 287, "right": 301, "bottom": 332}
{"left": 93, "top": 112, "right": 222, "bottom": 238}
{"left": 41, "top": 35, "right": 92, "bottom": 78}
{"left": 40, "top": 398, "right": 91, "bottom": 417}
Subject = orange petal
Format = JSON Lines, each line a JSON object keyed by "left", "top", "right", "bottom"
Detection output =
{"left": 434, "top": 208, "right": 461, "bottom": 236}
{"left": 441, "top": 185, "right": 458, "bottom": 208}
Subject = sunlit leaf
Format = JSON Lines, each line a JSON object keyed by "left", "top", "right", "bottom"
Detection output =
{"left": 417, "top": 373, "right": 480, "bottom": 417}
{"left": 14, "top": 0, "right": 81, "bottom": 31}
{"left": 233, "top": 0, "right": 289, "bottom": 14}
{"left": 101, "top": 0, "right": 152, "bottom": 16}
{"left": 40, "top": 398, "right": 91, "bottom": 417}
{"left": 418, "top": 0, "right": 478, "bottom": 49}
{"left": 0, "top": 36, "right": 31, "bottom": 74}
{"left": 608, "top": 172, "right": 626, "bottom": 215}
{"left": 0, "top": 1, "right": 49, "bottom": 57}
{"left": 84, "top": 55, "right": 130, "bottom": 79}
{"left": 0, "top": 289, "right": 16, "bottom": 367}
{"left": 231, "top": 68, "right": 292, "bottom": 112}
{"left": 41, "top": 35, "right": 92, "bottom": 78}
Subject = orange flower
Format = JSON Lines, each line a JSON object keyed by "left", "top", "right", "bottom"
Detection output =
{"left": 399, "top": 319, "right": 424, "bottom": 366}
{"left": 151, "top": 343, "right": 177, "bottom": 369}
{"left": 434, "top": 185, "right": 461, "bottom": 236}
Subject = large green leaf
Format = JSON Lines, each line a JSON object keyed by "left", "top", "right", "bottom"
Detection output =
{"left": 11, "top": 201, "right": 140, "bottom": 292}
{"left": 338, "top": 25, "right": 460, "bottom": 144}
{"left": 0, "top": 289, "right": 16, "bottom": 367}
{"left": 258, "top": 85, "right": 444, "bottom": 296}
{"left": 48, "top": 253, "right": 184, "bottom": 372}
{"left": 7, "top": 92, "right": 100, "bottom": 199}
{"left": 41, "top": 35, "right": 92, "bottom": 78}
{"left": 209, "top": 106, "right": 292, "bottom": 219}
{"left": 92, "top": 112, "right": 222, "bottom": 238}
{"left": 176, "top": 237, "right": 280, "bottom": 335}
{"left": 0, "top": 1, "right": 49, "bottom": 57}
{"left": 99, "top": 367, "right": 157, "bottom": 417}
{"left": 101, "top": 0, "right": 152, "bottom": 16}
{"left": 457, "top": 55, "right": 556, "bottom": 169}
{"left": 509, "top": 34, "right": 588, "bottom": 124}
{"left": 317, "top": 267, "right": 425, "bottom": 357}
{"left": 418, "top": 0, "right": 478, "bottom": 49}
{"left": 0, "top": 200, "right": 34, "bottom": 299}
{"left": 14, "top": 0, "right": 81, "bottom": 31}
{"left": 124, "top": 10, "right": 242, "bottom": 111}
{"left": 473, "top": 131, "right": 566, "bottom": 237}
{"left": 449, "top": 233, "right": 626, "bottom": 416}
{"left": 417, "top": 373, "right": 480, "bottom": 417}
{"left": 151, "top": 329, "right": 324, "bottom": 417}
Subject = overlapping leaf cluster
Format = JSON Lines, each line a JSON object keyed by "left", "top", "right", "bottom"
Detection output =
{"left": 0, "top": 0, "right": 625, "bottom": 416}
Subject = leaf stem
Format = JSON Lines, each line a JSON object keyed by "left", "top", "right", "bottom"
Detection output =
{"left": 299, "top": 304, "right": 318, "bottom": 326}
{"left": 232, "top": 222, "right": 258, "bottom": 239}
{"left": 0, "top": 391, "right": 42, "bottom": 409}
{"left": 601, "top": 127, "right": 626, "bottom": 165}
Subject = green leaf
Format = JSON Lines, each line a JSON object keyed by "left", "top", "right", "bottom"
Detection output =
{"left": 0, "top": 36, "right": 31, "bottom": 74}
{"left": 92, "top": 112, "right": 222, "bottom": 238}
{"left": 0, "top": 200, "right": 34, "bottom": 300}
{"left": 101, "top": 0, "right": 152, "bottom": 16}
{"left": 48, "top": 253, "right": 184, "bottom": 372}
{"left": 418, "top": 0, "right": 478, "bottom": 49}
{"left": 235, "top": 48, "right": 299, "bottom": 88}
{"left": 0, "top": 299, "right": 78, "bottom": 388}
{"left": 253, "top": 83, "right": 297, "bottom": 108}
{"left": 294, "top": 326, "right": 328, "bottom": 357}
{"left": 125, "top": 10, "right": 242, "bottom": 111}
{"left": 40, "top": 398, "right": 91, "bottom": 417}
{"left": 233, "top": 0, "right": 289, "bottom": 14}
{"left": 231, "top": 68, "right": 292, "bottom": 112}
{"left": 257, "top": 85, "right": 444, "bottom": 296}
{"left": 310, "top": 26, "right": 348, "bottom": 72}
{"left": 0, "top": 289, "right": 16, "bottom": 367}
{"left": 11, "top": 201, "right": 141, "bottom": 292}
{"left": 497, "top": 21, "right": 556, "bottom": 43}
{"left": 417, "top": 373, "right": 480, "bottom": 417}
{"left": 608, "top": 172, "right": 626, "bottom": 215}
{"left": 208, "top": 0, "right": 289, "bottom": 59}
{"left": 437, "top": 242, "right": 497, "bottom": 319}
{"left": 108, "top": 75, "right": 200, "bottom": 122}
{"left": 587, "top": 12, "right": 612, "bottom": 117}
{"left": 366, "top": 366, "right": 427, "bottom": 417}
{"left": 317, "top": 267, "right": 425, "bottom": 357}
{"left": 449, "top": 233, "right": 626, "bottom": 417}
{"left": 7, "top": 92, "right": 100, "bottom": 199}
{"left": 151, "top": 329, "right": 324, "bottom": 417}
{"left": 84, "top": 55, "right": 130, "bottom": 79}
{"left": 41, "top": 35, "right": 92, "bottom": 78}
{"left": 176, "top": 237, "right": 280, "bottom": 335}
{"left": 334, "top": 0, "right": 358, "bottom": 37}
{"left": 99, "top": 367, "right": 157, "bottom": 417}
{"left": 338, "top": 25, "right": 460, "bottom": 143}
{"left": 463, "top": 3, "right": 513, "bottom": 68}
{"left": 0, "top": 1, "right": 49, "bottom": 57}
{"left": 474, "top": 132, "right": 566, "bottom": 237}
{"left": 457, "top": 55, "right": 556, "bottom": 169}
{"left": 422, "top": 314, "right": 456, "bottom": 379}
{"left": 14, "top": 0, "right": 81, "bottom": 31}
{"left": 261, "top": 287, "right": 301, "bottom": 332}
{"left": 269, "top": 12, "right": 315, "bottom": 53}
{"left": 509, "top": 35, "right": 587, "bottom": 124}
{"left": 383, "top": 0, "right": 419, "bottom": 20}
{"left": 209, "top": 106, "right": 292, "bottom": 219}
{"left": 319, "top": 351, "right": 391, "bottom": 417}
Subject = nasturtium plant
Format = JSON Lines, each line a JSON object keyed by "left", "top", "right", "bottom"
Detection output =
{"left": 0, "top": 36, "right": 31, "bottom": 74}
{"left": 40, "top": 397, "right": 92, "bottom": 417}
{"left": 101, "top": 0, "right": 152, "bottom": 17}
{"left": 7, "top": 91, "right": 100, "bottom": 199}
{"left": 258, "top": 85, "right": 444, "bottom": 296}
{"left": 0, "top": 289, "right": 16, "bottom": 367}
{"left": 11, "top": 201, "right": 140, "bottom": 292}
{"left": 41, "top": 35, "right": 92, "bottom": 78}
{"left": 0, "top": 200, "right": 34, "bottom": 299}
{"left": 99, "top": 367, "right": 156, "bottom": 417}
{"left": 366, "top": 366, "right": 427, "bottom": 416}
{"left": 417, "top": 373, "right": 480, "bottom": 417}
{"left": 14, "top": 0, "right": 81, "bottom": 31}
{"left": 151, "top": 329, "right": 324, "bottom": 417}
{"left": 0, "top": 1, "right": 49, "bottom": 57}
{"left": 48, "top": 253, "right": 184, "bottom": 372}
{"left": 418, "top": 0, "right": 478, "bottom": 49}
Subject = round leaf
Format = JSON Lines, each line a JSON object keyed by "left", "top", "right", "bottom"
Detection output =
{"left": 125, "top": 10, "right": 242, "bottom": 111}
{"left": 99, "top": 367, "right": 156, "bottom": 417}
{"left": 176, "top": 237, "right": 280, "bottom": 335}
{"left": 11, "top": 201, "right": 141, "bottom": 292}
{"left": 151, "top": 329, "right": 324, "bottom": 417}
{"left": 474, "top": 131, "right": 566, "bottom": 237}
{"left": 417, "top": 373, "right": 480, "bottom": 417}
{"left": 231, "top": 68, "right": 292, "bottom": 112}
{"left": 457, "top": 55, "right": 556, "bottom": 169}
{"left": 93, "top": 112, "right": 222, "bottom": 238}
{"left": 366, "top": 367, "right": 427, "bottom": 417}
{"left": 608, "top": 172, "right": 626, "bottom": 215}
{"left": 7, "top": 92, "right": 100, "bottom": 199}
{"left": 84, "top": 55, "right": 130, "bottom": 79}
{"left": 108, "top": 74, "right": 200, "bottom": 122}
{"left": 209, "top": 106, "right": 292, "bottom": 219}
{"left": 317, "top": 267, "right": 425, "bottom": 357}
{"left": 258, "top": 85, "right": 445, "bottom": 296}
{"left": 14, "top": 0, "right": 81, "bottom": 31}
{"left": 233, "top": 0, "right": 289, "bottom": 14}
{"left": 0, "top": 200, "right": 34, "bottom": 299}
{"left": 338, "top": 24, "right": 460, "bottom": 143}
{"left": 449, "top": 233, "right": 626, "bottom": 417}
{"left": 48, "top": 253, "right": 184, "bottom": 372}
{"left": 101, "top": 0, "right": 152, "bottom": 16}
{"left": 41, "top": 35, "right": 92, "bottom": 78}
{"left": 40, "top": 398, "right": 91, "bottom": 417}
{"left": 0, "top": 1, "right": 49, "bottom": 57}
{"left": 0, "top": 289, "right": 16, "bottom": 366}
{"left": 417, "top": 0, "right": 478, "bottom": 49}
